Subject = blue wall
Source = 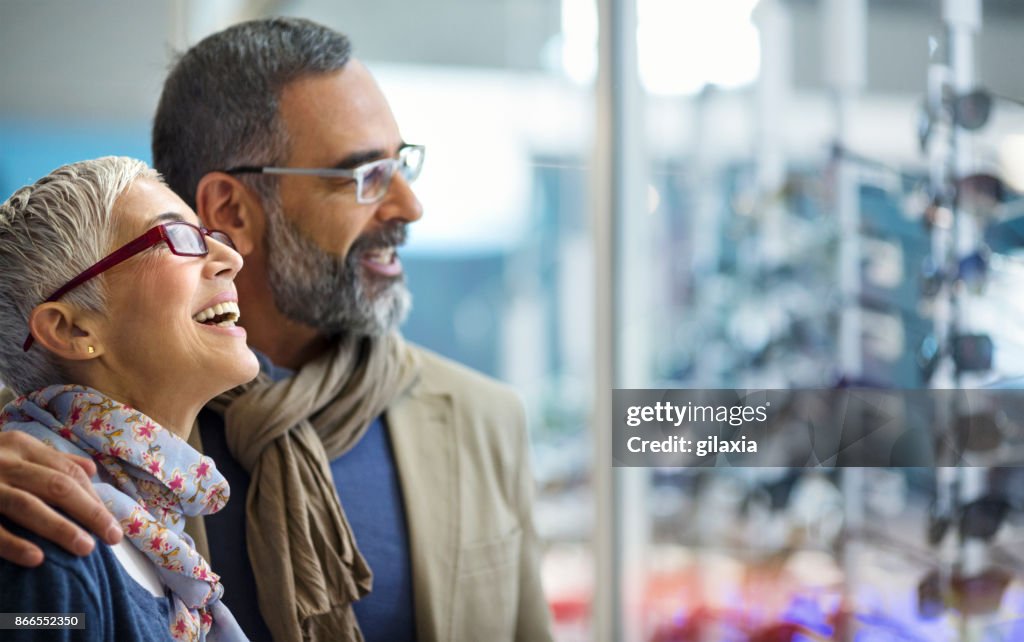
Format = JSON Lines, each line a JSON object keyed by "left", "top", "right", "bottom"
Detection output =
{"left": 0, "top": 119, "right": 152, "bottom": 196}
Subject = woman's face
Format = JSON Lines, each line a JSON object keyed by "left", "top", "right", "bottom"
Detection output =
{"left": 89, "top": 178, "right": 259, "bottom": 424}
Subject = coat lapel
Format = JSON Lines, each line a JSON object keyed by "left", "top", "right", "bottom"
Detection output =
{"left": 387, "top": 385, "right": 459, "bottom": 642}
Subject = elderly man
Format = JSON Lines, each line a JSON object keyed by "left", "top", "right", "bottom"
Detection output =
{"left": 0, "top": 17, "right": 552, "bottom": 642}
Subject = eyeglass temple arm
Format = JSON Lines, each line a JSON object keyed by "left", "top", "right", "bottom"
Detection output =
{"left": 225, "top": 166, "right": 361, "bottom": 179}
{"left": 22, "top": 227, "right": 167, "bottom": 351}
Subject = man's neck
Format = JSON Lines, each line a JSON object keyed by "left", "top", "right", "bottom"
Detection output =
{"left": 237, "top": 277, "right": 330, "bottom": 371}
{"left": 244, "top": 316, "right": 330, "bottom": 371}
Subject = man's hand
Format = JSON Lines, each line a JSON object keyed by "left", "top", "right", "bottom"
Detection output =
{"left": 0, "top": 431, "right": 122, "bottom": 566}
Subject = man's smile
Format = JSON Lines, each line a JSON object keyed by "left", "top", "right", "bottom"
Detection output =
{"left": 360, "top": 246, "right": 402, "bottom": 277}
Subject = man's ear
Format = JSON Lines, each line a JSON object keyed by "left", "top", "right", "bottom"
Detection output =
{"left": 28, "top": 303, "right": 102, "bottom": 361}
{"left": 194, "top": 172, "right": 265, "bottom": 256}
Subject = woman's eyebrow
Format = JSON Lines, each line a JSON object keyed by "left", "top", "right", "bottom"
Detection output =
{"left": 146, "top": 211, "right": 190, "bottom": 226}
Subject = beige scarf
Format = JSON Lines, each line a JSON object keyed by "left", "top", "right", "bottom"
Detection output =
{"left": 210, "top": 332, "right": 420, "bottom": 642}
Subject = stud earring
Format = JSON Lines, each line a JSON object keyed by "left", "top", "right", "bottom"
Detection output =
{"left": 87, "top": 346, "right": 95, "bottom": 354}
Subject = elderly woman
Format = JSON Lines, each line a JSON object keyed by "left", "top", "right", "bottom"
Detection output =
{"left": 0, "top": 157, "right": 258, "bottom": 641}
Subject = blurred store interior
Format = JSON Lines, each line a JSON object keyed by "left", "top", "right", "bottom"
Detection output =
{"left": 4, "top": 0, "right": 1024, "bottom": 640}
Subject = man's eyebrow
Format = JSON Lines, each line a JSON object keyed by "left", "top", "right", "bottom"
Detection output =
{"left": 331, "top": 143, "right": 408, "bottom": 169}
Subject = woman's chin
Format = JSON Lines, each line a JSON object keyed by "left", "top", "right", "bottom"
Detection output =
{"left": 238, "top": 350, "right": 262, "bottom": 383}
{"left": 233, "top": 349, "right": 262, "bottom": 385}
{"left": 203, "top": 348, "right": 262, "bottom": 398}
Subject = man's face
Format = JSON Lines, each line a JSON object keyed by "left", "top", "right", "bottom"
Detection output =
{"left": 263, "top": 61, "right": 423, "bottom": 337}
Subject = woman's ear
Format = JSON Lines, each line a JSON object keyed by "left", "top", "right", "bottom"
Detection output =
{"left": 194, "top": 172, "right": 265, "bottom": 257}
{"left": 28, "top": 303, "right": 102, "bottom": 360}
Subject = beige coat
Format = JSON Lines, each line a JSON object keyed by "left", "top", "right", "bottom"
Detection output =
{"left": 386, "top": 346, "right": 553, "bottom": 642}
{"left": 183, "top": 345, "right": 554, "bottom": 641}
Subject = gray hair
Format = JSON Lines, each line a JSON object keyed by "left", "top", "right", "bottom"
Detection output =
{"left": 0, "top": 156, "right": 156, "bottom": 394}
{"left": 152, "top": 17, "right": 352, "bottom": 208}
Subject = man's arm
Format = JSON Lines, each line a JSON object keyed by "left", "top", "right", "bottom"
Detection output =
{"left": 0, "top": 431, "right": 121, "bottom": 566}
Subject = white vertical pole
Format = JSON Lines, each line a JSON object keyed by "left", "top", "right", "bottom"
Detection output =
{"left": 754, "top": 0, "right": 790, "bottom": 196}
{"left": 943, "top": 0, "right": 981, "bottom": 339}
{"left": 594, "top": 0, "right": 646, "bottom": 639}
{"left": 611, "top": 0, "right": 650, "bottom": 638}
{"left": 943, "top": 2, "right": 985, "bottom": 640}
{"left": 168, "top": 0, "right": 190, "bottom": 51}
{"left": 752, "top": 0, "right": 792, "bottom": 266}
{"left": 945, "top": 0, "right": 982, "bottom": 352}
{"left": 824, "top": 1, "right": 866, "bottom": 640}
{"left": 825, "top": 0, "right": 866, "bottom": 378}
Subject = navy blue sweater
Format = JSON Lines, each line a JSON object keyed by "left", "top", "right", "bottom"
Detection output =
{"left": 0, "top": 521, "right": 171, "bottom": 641}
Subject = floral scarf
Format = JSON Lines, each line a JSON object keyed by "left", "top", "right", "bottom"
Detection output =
{"left": 0, "top": 385, "right": 247, "bottom": 642}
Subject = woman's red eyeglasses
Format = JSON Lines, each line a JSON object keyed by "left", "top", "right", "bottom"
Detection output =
{"left": 23, "top": 221, "right": 235, "bottom": 351}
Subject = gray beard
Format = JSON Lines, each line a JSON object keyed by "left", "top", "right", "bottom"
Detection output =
{"left": 263, "top": 200, "right": 411, "bottom": 337}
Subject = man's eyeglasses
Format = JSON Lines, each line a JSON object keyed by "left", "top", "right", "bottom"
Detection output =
{"left": 223, "top": 144, "right": 426, "bottom": 205}
{"left": 23, "top": 221, "right": 235, "bottom": 351}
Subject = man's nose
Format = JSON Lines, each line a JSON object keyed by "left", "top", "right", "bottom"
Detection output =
{"left": 376, "top": 172, "right": 423, "bottom": 224}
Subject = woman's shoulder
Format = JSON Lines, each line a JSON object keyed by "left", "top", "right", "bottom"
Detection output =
{"left": 0, "top": 517, "right": 110, "bottom": 584}
{"left": 0, "top": 518, "right": 172, "bottom": 641}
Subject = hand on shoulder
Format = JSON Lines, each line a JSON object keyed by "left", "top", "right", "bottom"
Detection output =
{"left": 0, "top": 430, "right": 121, "bottom": 567}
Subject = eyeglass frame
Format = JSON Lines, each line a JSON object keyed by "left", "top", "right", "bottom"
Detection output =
{"left": 221, "top": 143, "right": 426, "bottom": 205}
{"left": 22, "top": 221, "right": 235, "bottom": 351}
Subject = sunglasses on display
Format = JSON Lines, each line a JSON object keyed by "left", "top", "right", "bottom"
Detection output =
{"left": 918, "top": 252, "right": 989, "bottom": 302}
{"left": 953, "top": 411, "right": 1006, "bottom": 454}
{"left": 918, "top": 566, "right": 1013, "bottom": 619}
{"left": 928, "top": 493, "right": 1013, "bottom": 546}
{"left": 958, "top": 495, "right": 1011, "bottom": 540}
{"left": 918, "top": 87, "right": 1024, "bottom": 151}
{"left": 22, "top": 221, "right": 235, "bottom": 351}
{"left": 917, "top": 332, "right": 994, "bottom": 385}
{"left": 956, "top": 173, "right": 1006, "bottom": 213}
{"left": 223, "top": 144, "right": 426, "bottom": 205}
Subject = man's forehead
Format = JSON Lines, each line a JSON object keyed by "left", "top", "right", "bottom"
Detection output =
{"left": 278, "top": 61, "right": 401, "bottom": 153}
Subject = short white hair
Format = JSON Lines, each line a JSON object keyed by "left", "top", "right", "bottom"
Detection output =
{"left": 0, "top": 156, "right": 157, "bottom": 394}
